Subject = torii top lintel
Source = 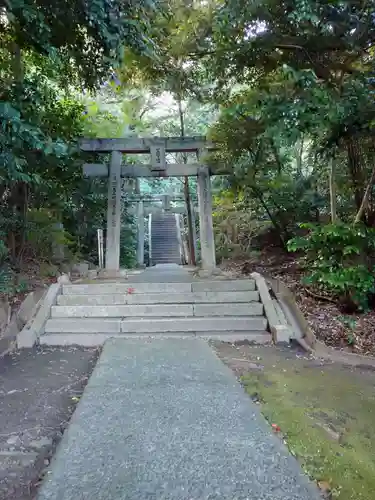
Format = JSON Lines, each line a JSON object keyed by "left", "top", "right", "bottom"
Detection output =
{"left": 79, "top": 136, "right": 217, "bottom": 154}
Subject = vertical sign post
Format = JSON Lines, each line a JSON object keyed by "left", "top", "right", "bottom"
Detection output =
{"left": 97, "top": 229, "right": 104, "bottom": 268}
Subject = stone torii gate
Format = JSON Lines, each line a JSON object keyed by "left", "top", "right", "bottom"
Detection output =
{"left": 127, "top": 194, "right": 199, "bottom": 267}
{"left": 80, "top": 136, "right": 218, "bottom": 272}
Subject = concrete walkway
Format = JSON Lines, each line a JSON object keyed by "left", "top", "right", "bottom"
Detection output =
{"left": 37, "top": 338, "right": 320, "bottom": 500}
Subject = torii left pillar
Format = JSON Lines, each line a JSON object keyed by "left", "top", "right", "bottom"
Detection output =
{"left": 105, "top": 151, "right": 122, "bottom": 270}
{"left": 135, "top": 180, "right": 145, "bottom": 267}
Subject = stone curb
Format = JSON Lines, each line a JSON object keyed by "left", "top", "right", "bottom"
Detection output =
{"left": 250, "top": 272, "right": 293, "bottom": 343}
{"left": 265, "top": 276, "right": 316, "bottom": 347}
{"left": 17, "top": 283, "right": 62, "bottom": 349}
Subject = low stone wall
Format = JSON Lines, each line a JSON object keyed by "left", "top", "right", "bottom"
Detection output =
{"left": 0, "top": 287, "right": 46, "bottom": 356}
{"left": 266, "top": 275, "right": 375, "bottom": 369}
{"left": 17, "top": 283, "right": 63, "bottom": 349}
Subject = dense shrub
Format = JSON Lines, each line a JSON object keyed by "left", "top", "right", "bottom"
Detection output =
{"left": 288, "top": 223, "right": 375, "bottom": 311}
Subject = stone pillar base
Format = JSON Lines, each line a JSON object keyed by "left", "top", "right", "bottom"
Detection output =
{"left": 98, "top": 269, "right": 128, "bottom": 279}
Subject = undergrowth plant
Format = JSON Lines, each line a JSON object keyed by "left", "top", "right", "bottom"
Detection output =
{"left": 288, "top": 223, "right": 375, "bottom": 311}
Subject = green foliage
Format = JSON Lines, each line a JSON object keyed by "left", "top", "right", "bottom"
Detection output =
{"left": 0, "top": 265, "right": 14, "bottom": 296}
{"left": 213, "top": 190, "right": 271, "bottom": 260}
{"left": 25, "top": 210, "right": 75, "bottom": 262}
{"left": 288, "top": 224, "right": 375, "bottom": 310}
{"left": 0, "top": 235, "right": 8, "bottom": 265}
{"left": 0, "top": 0, "right": 163, "bottom": 282}
{"left": 2, "top": 0, "right": 158, "bottom": 88}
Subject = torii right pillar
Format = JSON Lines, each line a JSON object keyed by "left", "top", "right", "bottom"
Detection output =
{"left": 197, "top": 166, "right": 216, "bottom": 270}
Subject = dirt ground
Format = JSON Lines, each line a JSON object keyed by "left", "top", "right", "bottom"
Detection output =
{"left": 0, "top": 346, "right": 99, "bottom": 500}
{"left": 213, "top": 341, "right": 375, "bottom": 500}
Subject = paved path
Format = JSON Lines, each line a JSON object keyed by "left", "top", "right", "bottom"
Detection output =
{"left": 37, "top": 338, "right": 320, "bottom": 500}
{"left": 127, "top": 264, "right": 200, "bottom": 283}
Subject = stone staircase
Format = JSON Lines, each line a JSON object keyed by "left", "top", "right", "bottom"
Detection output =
{"left": 150, "top": 213, "right": 181, "bottom": 265}
{"left": 41, "top": 278, "right": 270, "bottom": 346}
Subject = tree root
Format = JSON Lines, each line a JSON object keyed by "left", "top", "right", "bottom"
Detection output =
{"left": 303, "top": 286, "right": 337, "bottom": 304}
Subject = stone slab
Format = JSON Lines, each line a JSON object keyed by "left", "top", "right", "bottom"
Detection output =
{"left": 40, "top": 332, "right": 271, "bottom": 346}
{"left": 57, "top": 291, "right": 260, "bottom": 306}
{"left": 51, "top": 304, "right": 194, "bottom": 318}
{"left": 40, "top": 333, "right": 198, "bottom": 346}
{"left": 192, "top": 280, "right": 256, "bottom": 292}
{"left": 37, "top": 338, "right": 320, "bottom": 500}
{"left": 120, "top": 317, "right": 267, "bottom": 333}
{"left": 44, "top": 318, "right": 121, "bottom": 334}
{"left": 193, "top": 303, "right": 263, "bottom": 317}
{"left": 197, "top": 332, "right": 271, "bottom": 343}
{"left": 63, "top": 282, "right": 192, "bottom": 295}
{"left": 98, "top": 269, "right": 128, "bottom": 279}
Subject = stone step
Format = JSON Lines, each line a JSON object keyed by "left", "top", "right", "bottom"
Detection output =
{"left": 120, "top": 316, "right": 267, "bottom": 332}
{"left": 152, "top": 221, "right": 177, "bottom": 225}
{"left": 152, "top": 243, "right": 178, "bottom": 247}
{"left": 192, "top": 280, "right": 256, "bottom": 292}
{"left": 51, "top": 303, "right": 263, "bottom": 318}
{"left": 152, "top": 243, "right": 178, "bottom": 250}
{"left": 152, "top": 239, "right": 179, "bottom": 242}
{"left": 152, "top": 229, "right": 177, "bottom": 233}
{"left": 57, "top": 290, "right": 260, "bottom": 306}
{"left": 152, "top": 247, "right": 179, "bottom": 251}
{"left": 62, "top": 279, "right": 256, "bottom": 295}
{"left": 152, "top": 259, "right": 181, "bottom": 264}
{"left": 194, "top": 303, "right": 263, "bottom": 316}
{"left": 152, "top": 251, "right": 180, "bottom": 255}
{"left": 152, "top": 255, "right": 180, "bottom": 259}
{"left": 51, "top": 304, "right": 194, "bottom": 318}
{"left": 152, "top": 253, "right": 180, "bottom": 258}
{"left": 63, "top": 283, "right": 192, "bottom": 295}
{"left": 152, "top": 234, "right": 178, "bottom": 237}
{"left": 40, "top": 331, "right": 271, "bottom": 346}
{"left": 44, "top": 316, "right": 267, "bottom": 334}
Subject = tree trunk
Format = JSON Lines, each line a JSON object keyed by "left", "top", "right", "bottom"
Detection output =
{"left": 250, "top": 186, "right": 286, "bottom": 247}
{"left": 8, "top": 182, "right": 28, "bottom": 266}
{"left": 178, "top": 96, "right": 196, "bottom": 265}
{"left": 296, "top": 137, "right": 304, "bottom": 177}
{"left": 346, "top": 137, "right": 364, "bottom": 212}
{"left": 329, "top": 158, "right": 337, "bottom": 223}
{"left": 353, "top": 164, "right": 375, "bottom": 225}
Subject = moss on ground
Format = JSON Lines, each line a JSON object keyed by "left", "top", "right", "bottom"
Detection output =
{"left": 217, "top": 344, "right": 375, "bottom": 500}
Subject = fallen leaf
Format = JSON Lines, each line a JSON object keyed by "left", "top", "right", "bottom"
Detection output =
{"left": 318, "top": 480, "right": 331, "bottom": 495}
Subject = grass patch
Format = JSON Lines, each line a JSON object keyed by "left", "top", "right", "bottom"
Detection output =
{"left": 240, "top": 352, "right": 375, "bottom": 500}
